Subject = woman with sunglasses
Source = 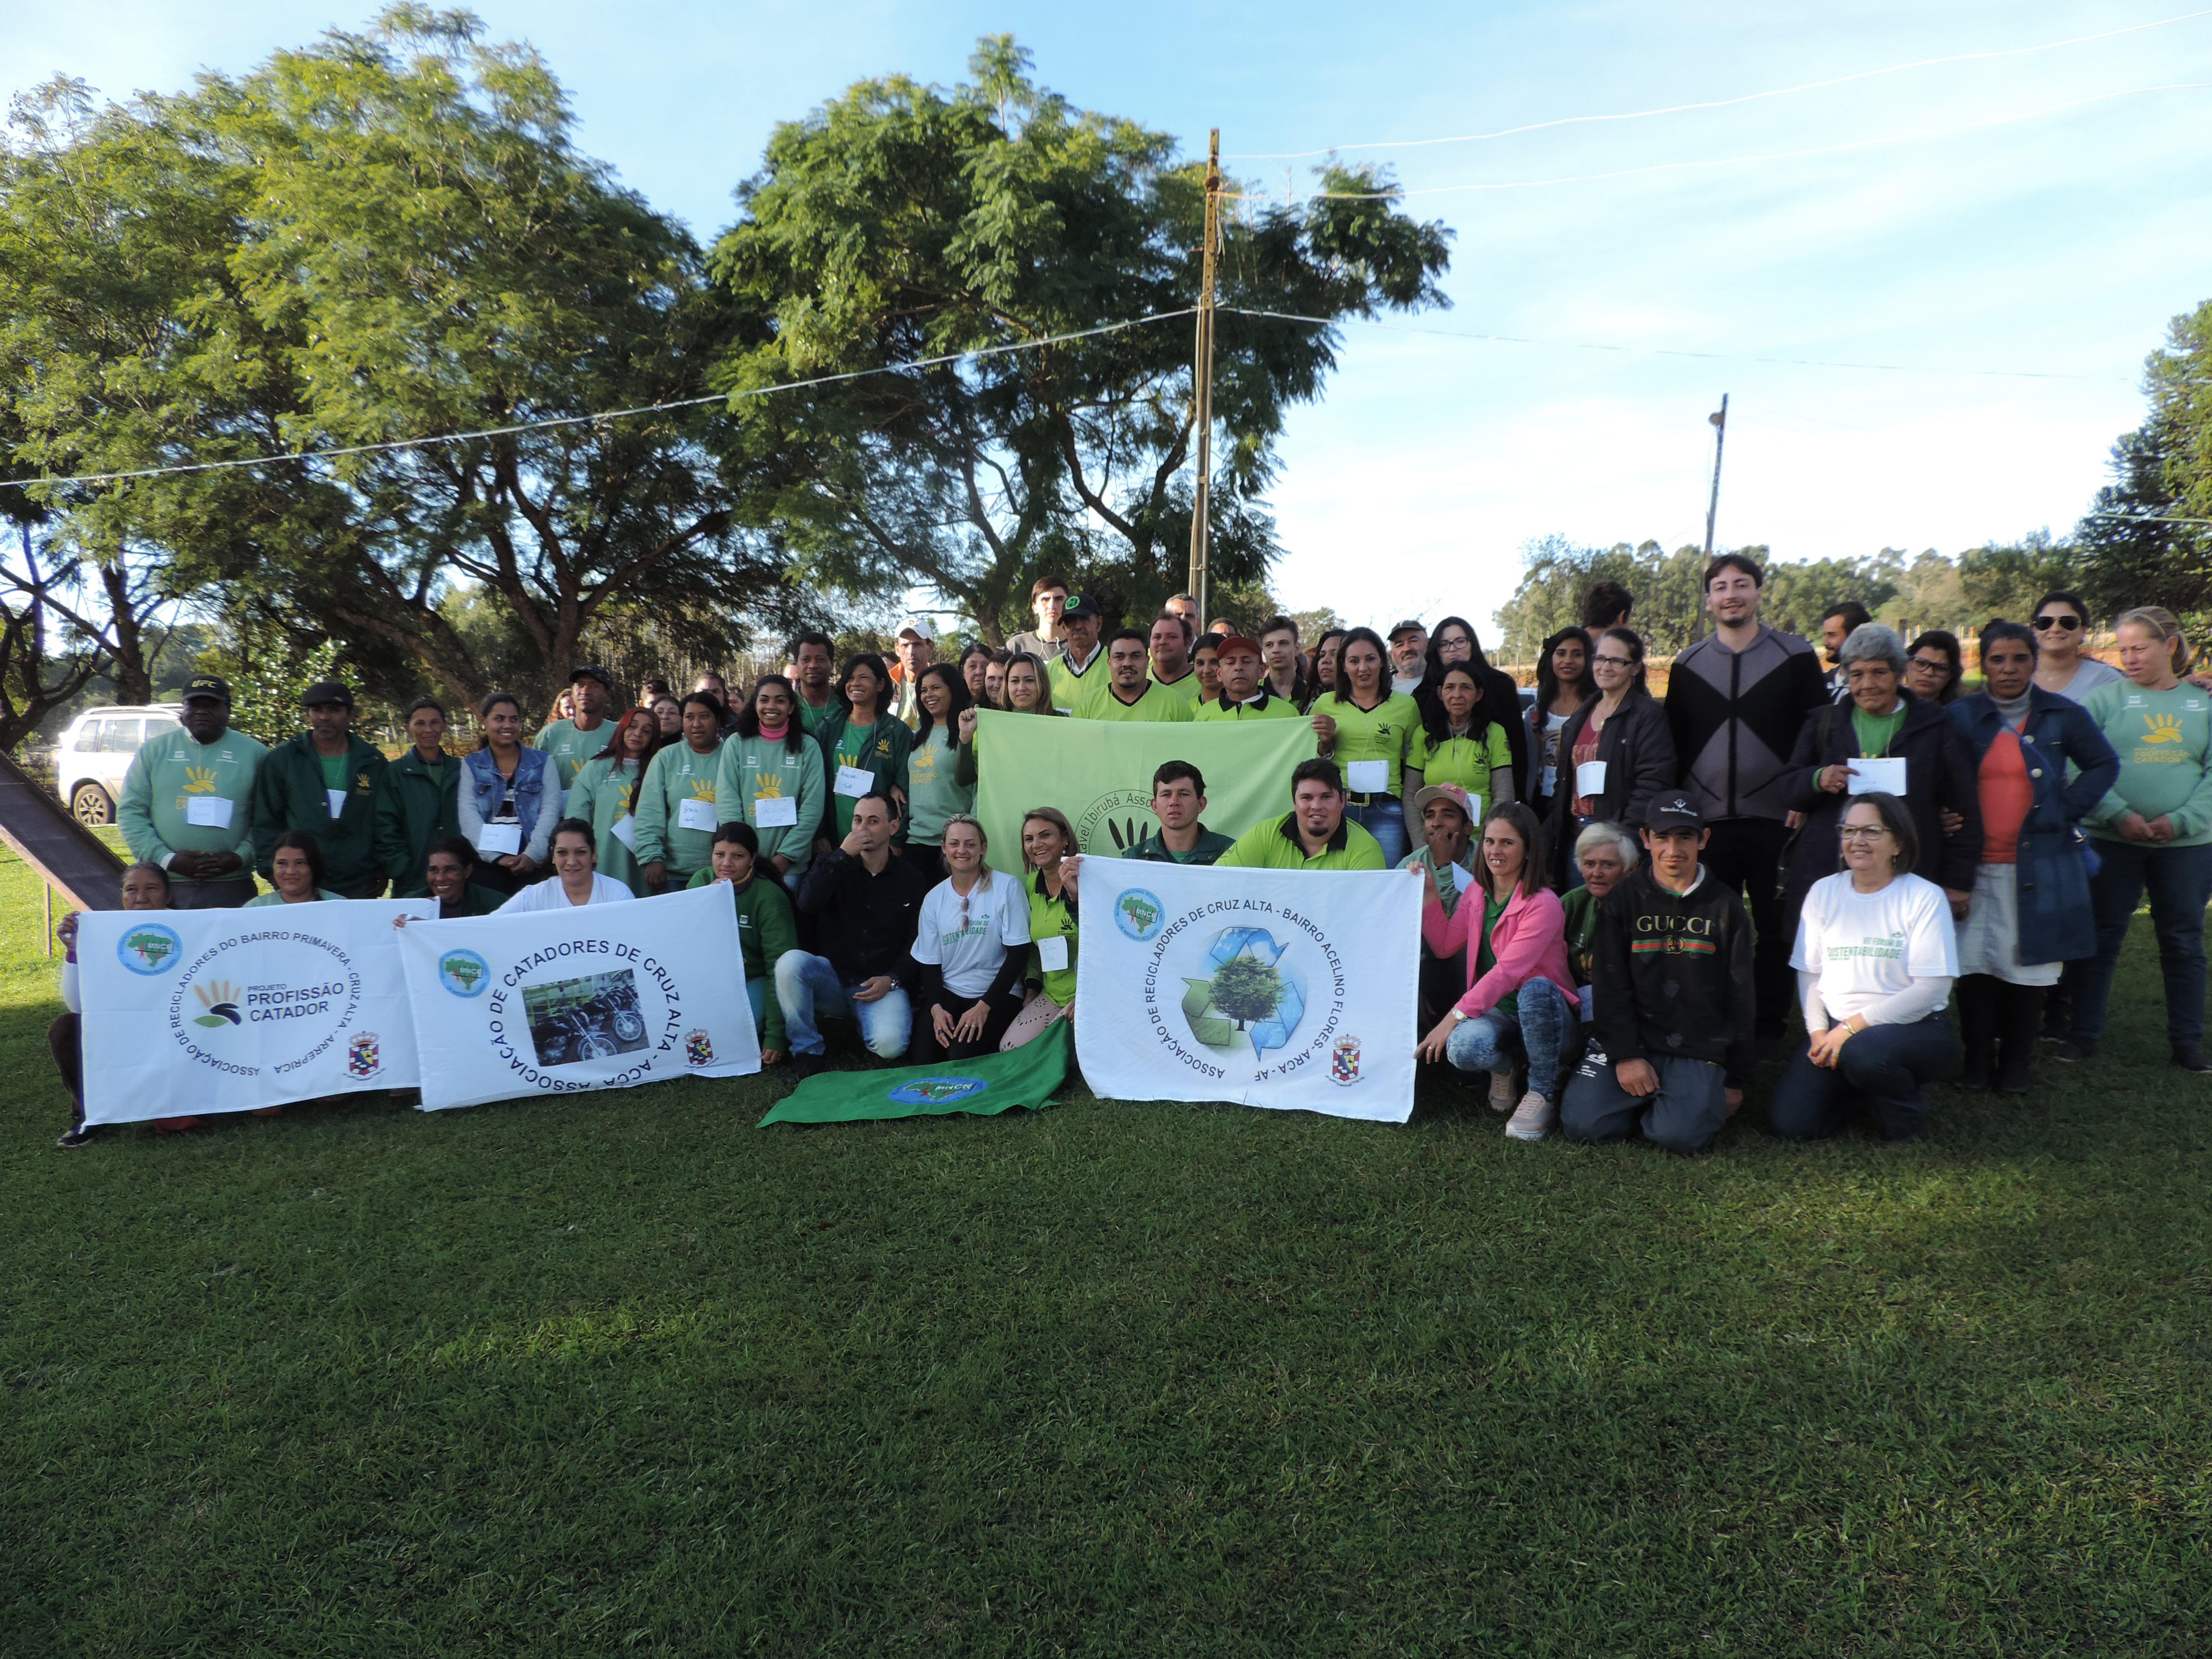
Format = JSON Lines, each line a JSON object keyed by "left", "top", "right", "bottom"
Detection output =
{"left": 2030, "top": 591, "right": 2121, "bottom": 702}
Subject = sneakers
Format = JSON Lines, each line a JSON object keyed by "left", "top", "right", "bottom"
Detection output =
{"left": 2053, "top": 1040, "right": 2096, "bottom": 1063}
{"left": 785, "top": 1051, "right": 826, "bottom": 1083}
{"left": 1487, "top": 1070, "right": 1519, "bottom": 1113}
{"left": 55, "top": 1127, "right": 94, "bottom": 1149}
{"left": 2173, "top": 1046, "right": 2212, "bottom": 1073}
{"left": 1504, "top": 1091, "right": 1556, "bottom": 1141}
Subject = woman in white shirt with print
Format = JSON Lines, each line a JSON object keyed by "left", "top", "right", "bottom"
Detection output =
{"left": 497, "top": 820, "right": 634, "bottom": 912}
{"left": 908, "top": 814, "right": 1031, "bottom": 1061}
{"left": 1772, "top": 791, "right": 1959, "bottom": 1144}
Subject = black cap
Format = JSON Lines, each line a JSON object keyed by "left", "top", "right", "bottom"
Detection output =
{"left": 300, "top": 680, "right": 355, "bottom": 710}
{"left": 182, "top": 675, "right": 230, "bottom": 705}
{"left": 1645, "top": 792, "right": 1704, "bottom": 832}
{"left": 1062, "top": 592, "right": 1102, "bottom": 621}
{"left": 568, "top": 664, "right": 613, "bottom": 690}
{"left": 1387, "top": 618, "right": 1426, "bottom": 641}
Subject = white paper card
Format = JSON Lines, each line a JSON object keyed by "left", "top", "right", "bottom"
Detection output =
{"left": 1035, "top": 934, "right": 1069, "bottom": 972}
{"left": 476, "top": 822, "right": 522, "bottom": 858}
{"left": 677, "top": 796, "right": 717, "bottom": 832}
{"left": 1449, "top": 862, "right": 1473, "bottom": 892}
{"left": 1345, "top": 760, "right": 1388, "bottom": 794}
{"left": 326, "top": 788, "right": 349, "bottom": 820}
{"left": 610, "top": 815, "right": 637, "bottom": 850}
{"left": 184, "top": 795, "right": 234, "bottom": 830}
{"left": 754, "top": 795, "right": 799, "bottom": 828}
{"left": 834, "top": 764, "right": 875, "bottom": 798}
{"left": 1848, "top": 756, "right": 1907, "bottom": 795}
{"left": 1575, "top": 759, "right": 1608, "bottom": 797}
{"left": 1540, "top": 765, "right": 1557, "bottom": 796}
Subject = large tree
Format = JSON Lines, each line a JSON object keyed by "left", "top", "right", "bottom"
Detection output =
{"left": 709, "top": 37, "right": 1452, "bottom": 639}
{"left": 0, "top": 8, "right": 801, "bottom": 710}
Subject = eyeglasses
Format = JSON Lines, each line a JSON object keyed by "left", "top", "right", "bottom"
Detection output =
{"left": 1837, "top": 825, "right": 1889, "bottom": 841}
{"left": 2032, "top": 614, "right": 2082, "bottom": 631}
{"left": 1909, "top": 656, "right": 1952, "bottom": 676}
{"left": 1591, "top": 654, "right": 1633, "bottom": 667}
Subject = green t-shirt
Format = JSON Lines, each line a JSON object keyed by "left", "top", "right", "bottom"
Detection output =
{"left": 1850, "top": 703, "right": 1908, "bottom": 758}
{"left": 318, "top": 752, "right": 348, "bottom": 793}
{"left": 1125, "top": 825, "right": 1237, "bottom": 865}
{"left": 1322, "top": 692, "right": 1419, "bottom": 797}
{"left": 1077, "top": 676, "right": 1197, "bottom": 723}
{"left": 1474, "top": 890, "right": 1518, "bottom": 1017}
{"left": 245, "top": 888, "right": 343, "bottom": 907}
{"left": 1406, "top": 722, "right": 1513, "bottom": 807}
{"left": 1148, "top": 669, "right": 1205, "bottom": 716}
{"left": 1046, "top": 645, "right": 1107, "bottom": 713}
{"left": 1026, "top": 870, "right": 1079, "bottom": 1006}
{"left": 1216, "top": 813, "right": 1389, "bottom": 871}
{"left": 534, "top": 717, "right": 617, "bottom": 791}
{"left": 903, "top": 725, "right": 975, "bottom": 846}
{"left": 1193, "top": 691, "right": 1304, "bottom": 722}
{"left": 2083, "top": 680, "right": 2212, "bottom": 846}
{"left": 794, "top": 694, "right": 837, "bottom": 736}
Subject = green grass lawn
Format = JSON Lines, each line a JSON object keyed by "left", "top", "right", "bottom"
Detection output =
{"left": 2, "top": 847, "right": 2207, "bottom": 1656}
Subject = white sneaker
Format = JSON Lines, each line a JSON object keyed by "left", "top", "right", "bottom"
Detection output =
{"left": 1488, "top": 1070, "right": 1519, "bottom": 1113}
{"left": 1505, "top": 1091, "right": 1556, "bottom": 1141}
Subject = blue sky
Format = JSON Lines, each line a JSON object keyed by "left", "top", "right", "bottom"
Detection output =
{"left": 11, "top": 1, "right": 2210, "bottom": 633}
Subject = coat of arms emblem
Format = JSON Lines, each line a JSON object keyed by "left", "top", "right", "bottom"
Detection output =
{"left": 1330, "top": 1036, "right": 1361, "bottom": 1085}
{"left": 347, "top": 1032, "right": 381, "bottom": 1078}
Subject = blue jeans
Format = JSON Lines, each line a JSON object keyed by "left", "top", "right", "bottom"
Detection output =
{"left": 1768, "top": 1012, "right": 1957, "bottom": 1143}
{"left": 2069, "top": 838, "right": 2212, "bottom": 1049}
{"left": 1443, "top": 976, "right": 1574, "bottom": 1099}
{"left": 1345, "top": 799, "right": 1408, "bottom": 867}
{"left": 772, "top": 950, "right": 912, "bottom": 1059}
{"left": 1561, "top": 1052, "right": 1728, "bottom": 1154}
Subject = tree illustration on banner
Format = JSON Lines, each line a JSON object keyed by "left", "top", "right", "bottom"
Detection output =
{"left": 1181, "top": 926, "right": 1306, "bottom": 1058}
{"left": 1210, "top": 956, "right": 1283, "bottom": 1033}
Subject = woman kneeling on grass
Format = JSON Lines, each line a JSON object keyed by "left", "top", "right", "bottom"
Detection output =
{"left": 1415, "top": 801, "right": 1579, "bottom": 1141}
{"left": 1001, "top": 807, "right": 1079, "bottom": 1050}
{"left": 1771, "top": 792, "right": 1959, "bottom": 1144}
{"left": 53, "top": 863, "right": 178, "bottom": 1146}
{"left": 498, "top": 820, "right": 633, "bottom": 911}
{"left": 245, "top": 831, "right": 341, "bottom": 905}
{"left": 909, "top": 814, "right": 1033, "bottom": 1061}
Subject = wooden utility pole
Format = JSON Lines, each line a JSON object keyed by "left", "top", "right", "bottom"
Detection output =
{"left": 1185, "top": 129, "right": 1221, "bottom": 628}
{"left": 1696, "top": 394, "right": 1729, "bottom": 639}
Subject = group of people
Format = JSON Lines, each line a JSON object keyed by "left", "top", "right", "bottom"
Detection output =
{"left": 47, "top": 558, "right": 2212, "bottom": 1158}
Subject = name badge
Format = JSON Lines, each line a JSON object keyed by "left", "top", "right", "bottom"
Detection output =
{"left": 1575, "top": 759, "right": 1607, "bottom": 797}
{"left": 326, "top": 788, "right": 349, "bottom": 820}
{"left": 476, "top": 822, "right": 522, "bottom": 858}
{"left": 1345, "top": 759, "right": 1388, "bottom": 794}
{"left": 755, "top": 795, "right": 800, "bottom": 828}
{"left": 185, "top": 795, "right": 234, "bottom": 830}
{"left": 677, "top": 796, "right": 717, "bottom": 832}
{"left": 1036, "top": 934, "right": 1070, "bottom": 972}
{"left": 1848, "top": 756, "right": 1907, "bottom": 795}
{"left": 834, "top": 764, "right": 875, "bottom": 798}
{"left": 610, "top": 815, "right": 637, "bottom": 850}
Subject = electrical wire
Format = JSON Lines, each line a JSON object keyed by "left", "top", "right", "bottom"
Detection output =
{"left": 1223, "top": 82, "right": 2212, "bottom": 201}
{"left": 1221, "top": 307, "right": 2123, "bottom": 384}
{"left": 1, "top": 309, "right": 1195, "bottom": 492}
{"left": 1223, "top": 8, "right": 2212, "bottom": 159}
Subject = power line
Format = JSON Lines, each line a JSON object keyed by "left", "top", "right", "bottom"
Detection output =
{"left": 1222, "top": 308, "right": 2124, "bottom": 384}
{"left": 1224, "top": 82, "right": 2212, "bottom": 202}
{"left": 2, "top": 310, "right": 1195, "bottom": 492}
{"left": 1224, "top": 7, "right": 2212, "bottom": 160}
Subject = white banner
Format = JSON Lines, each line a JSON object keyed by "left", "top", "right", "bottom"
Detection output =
{"left": 1076, "top": 862, "right": 1422, "bottom": 1122}
{"left": 394, "top": 885, "right": 760, "bottom": 1111}
{"left": 79, "top": 900, "right": 435, "bottom": 1125}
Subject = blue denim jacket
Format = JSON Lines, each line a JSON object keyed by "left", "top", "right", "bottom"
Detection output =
{"left": 460, "top": 745, "right": 556, "bottom": 862}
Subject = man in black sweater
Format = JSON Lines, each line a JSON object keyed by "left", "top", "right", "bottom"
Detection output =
{"left": 1561, "top": 792, "right": 1756, "bottom": 1154}
{"left": 1664, "top": 553, "right": 1829, "bottom": 1035}
{"left": 778, "top": 792, "right": 932, "bottom": 1078}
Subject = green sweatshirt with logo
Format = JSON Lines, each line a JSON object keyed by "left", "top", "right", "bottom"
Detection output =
{"left": 714, "top": 732, "right": 826, "bottom": 870}
{"left": 568, "top": 755, "right": 646, "bottom": 895}
{"left": 2082, "top": 681, "right": 2212, "bottom": 846}
{"left": 117, "top": 724, "right": 268, "bottom": 891}
{"left": 684, "top": 867, "right": 798, "bottom": 1048}
{"left": 633, "top": 739, "right": 724, "bottom": 879}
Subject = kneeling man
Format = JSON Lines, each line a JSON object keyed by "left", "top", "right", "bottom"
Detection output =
{"left": 1561, "top": 792, "right": 1753, "bottom": 1154}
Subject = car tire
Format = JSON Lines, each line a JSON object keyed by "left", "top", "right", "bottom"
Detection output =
{"left": 70, "top": 783, "right": 115, "bottom": 826}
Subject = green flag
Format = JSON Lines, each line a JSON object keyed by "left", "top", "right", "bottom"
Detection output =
{"left": 757, "top": 1020, "right": 1070, "bottom": 1125}
{"left": 972, "top": 707, "right": 1311, "bottom": 873}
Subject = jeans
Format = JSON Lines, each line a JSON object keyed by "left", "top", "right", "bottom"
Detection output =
{"left": 772, "top": 950, "right": 912, "bottom": 1060}
{"left": 167, "top": 878, "right": 254, "bottom": 909}
{"left": 1768, "top": 1012, "right": 1957, "bottom": 1143}
{"left": 1443, "top": 975, "right": 1574, "bottom": 1099}
{"left": 1345, "top": 800, "right": 1409, "bottom": 867}
{"left": 1561, "top": 1051, "right": 1728, "bottom": 1154}
{"left": 2069, "top": 838, "right": 2212, "bottom": 1049}
{"left": 1700, "top": 816, "right": 1793, "bottom": 1035}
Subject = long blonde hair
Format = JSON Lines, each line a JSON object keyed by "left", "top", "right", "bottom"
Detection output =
{"left": 941, "top": 812, "right": 994, "bottom": 892}
{"left": 2114, "top": 606, "right": 2192, "bottom": 676}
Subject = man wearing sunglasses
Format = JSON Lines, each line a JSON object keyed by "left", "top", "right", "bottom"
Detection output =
{"left": 2029, "top": 591, "right": 2121, "bottom": 703}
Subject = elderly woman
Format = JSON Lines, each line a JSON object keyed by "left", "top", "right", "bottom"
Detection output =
{"left": 1946, "top": 621, "right": 2118, "bottom": 1092}
{"left": 1780, "top": 623, "right": 1980, "bottom": 931}
{"left": 1772, "top": 792, "right": 1959, "bottom": 1143}
{"left": 1560, "top": 822, "right": 1638, "bottom": 1023}
{"left": 1544, "top": 628, "right": 1675, "bottom": 886}
{"left": 52, "top": 862, "right": 175, "bottom": 1146}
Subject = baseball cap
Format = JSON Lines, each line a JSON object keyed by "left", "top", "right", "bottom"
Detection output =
{"left": 300, "top": 680, "right": 355, "bottom": 710}
{"left": 1062, "top": 592, "right": 1102, "bottom": 621}
{"left": 1411, "top": 784, "right": 1473, "bottom": 821}
{"left": 181, "top": 675, "right": 231, "bottom": 705}
{"left": 1212, "top": 635, "right": 1261, "bottom": 657}
{"left": 1387, "top": 619, "right": 1427, "bottom": 641}
{"left": 897, "top": 618, "right": 937, "bottom": 642}
{"left": 567, "top": 664, "right": 614, "bottom": 689}
{"left": 1645, "top": 792, "right": 1704, "bottom": 832}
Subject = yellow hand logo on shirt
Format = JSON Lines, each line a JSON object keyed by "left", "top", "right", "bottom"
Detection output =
{"left": 753, "top": 775, "right": 783, "bottom": 798}
{"left": 2143, "top": 713, "right": 2184, "bottom": 744}
{"left": 182, "top": 766, "right": 219, "bottom": 794}
{"left": 688, "top": 781, "right": 716, "bottom": 801}
{"left": 910, "top": 745, "right": 934, "bottom": 773}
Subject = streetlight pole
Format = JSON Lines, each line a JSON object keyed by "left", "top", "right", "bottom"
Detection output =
{"left": 1701, "top": 394, "right": 1729, "bottom": 565}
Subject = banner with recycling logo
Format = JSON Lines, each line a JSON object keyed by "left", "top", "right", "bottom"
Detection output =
{"left": 1074, "top": 861, "right": 1422, "bottom": 1123}
{"left": 78, "top": 899, "right": 436, "bottom": 1125}
{"left": 394, "top": 884, "right": 761, "bottom": 1111}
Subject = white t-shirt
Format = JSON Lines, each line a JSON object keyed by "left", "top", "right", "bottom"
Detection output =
{"left": 1790, "top": 871, "right": 1958, "bottom": 1020}
{"left": 497, "top": 873, "right": 634, "bottom": 912}
{"left": 911, "top": 873, "right": 1032, "bottom": 998}
{"left": 2045, "top": 656, "right": 2121, "bottom": 703}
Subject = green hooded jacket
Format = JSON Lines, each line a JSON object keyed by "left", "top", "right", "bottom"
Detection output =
{"left": 251, "top": 732, "right": 389, "bottom": 889}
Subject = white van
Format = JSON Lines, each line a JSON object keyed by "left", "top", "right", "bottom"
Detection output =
{"left": 55, "top": 704, "right": 182, "bottom": 824}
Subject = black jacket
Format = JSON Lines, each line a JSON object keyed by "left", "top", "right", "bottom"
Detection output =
{"left": 1589, "top": 864, "right": 1757, "bottom": 1085}
{"left": 1544, "top": 686, "right": 1676, "bottom": 883}
{"left": 793, "top": 846, "right": 932, "bottom": 984}
{"left": 1781, "top": 690, "right": 1981, "bottom": 904}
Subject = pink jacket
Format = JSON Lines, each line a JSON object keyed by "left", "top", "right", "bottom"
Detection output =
{"left": 1423, "top": 884, "right": 1580, "bottom": 1021}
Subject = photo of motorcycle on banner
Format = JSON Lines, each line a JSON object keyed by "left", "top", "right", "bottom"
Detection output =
{"left": 1077, "top": 862, "right": 1422, "bottom": 1123}
{"left": 76, "top": 900, "right": 436, "bottom": 1125}
{"left": 394, "top": 884, "right": 761, "bottom": 1112}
